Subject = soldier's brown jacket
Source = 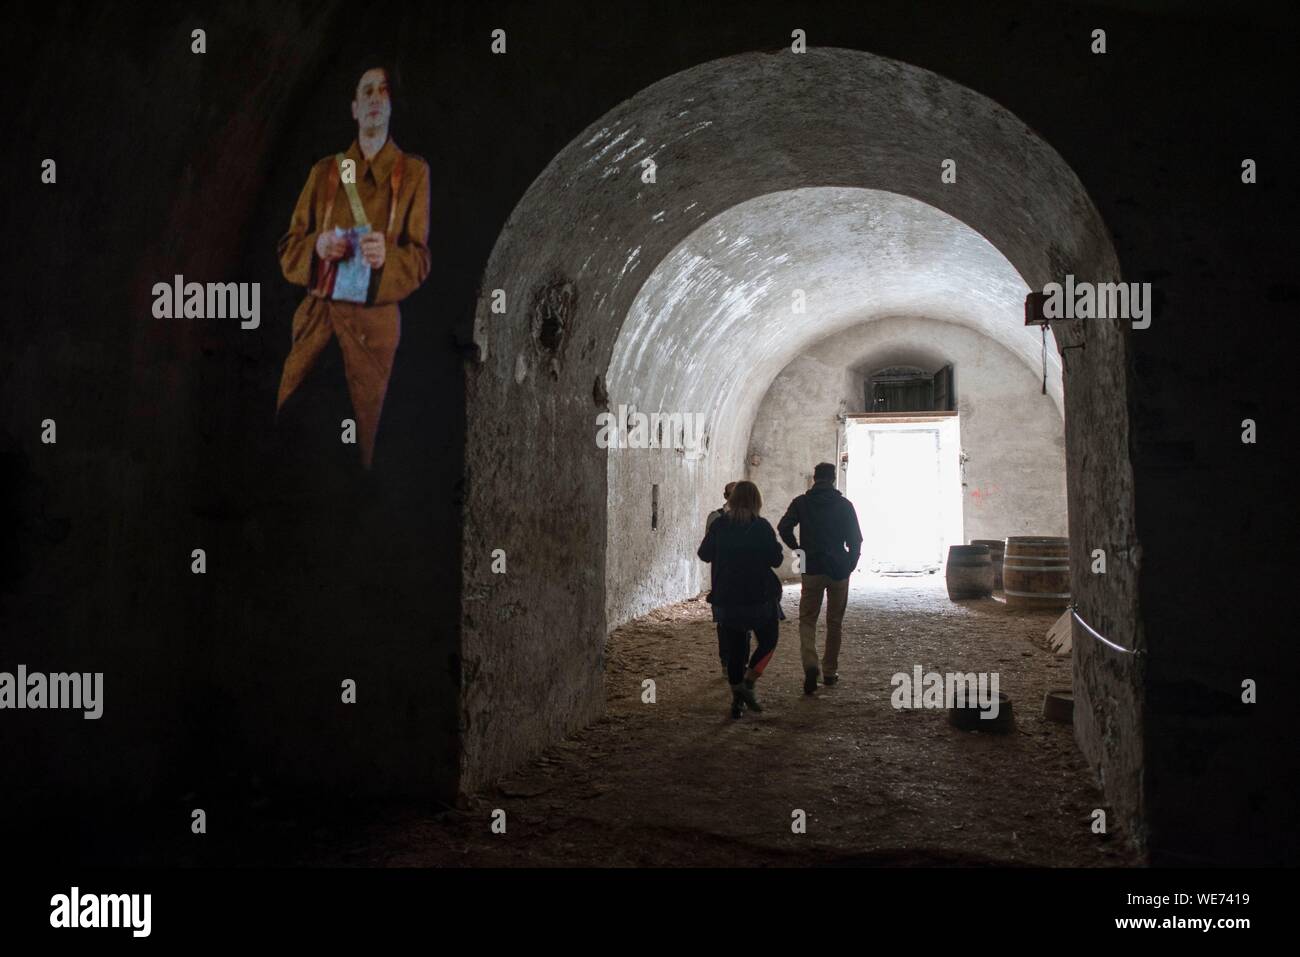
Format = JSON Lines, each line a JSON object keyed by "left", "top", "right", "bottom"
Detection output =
{"left": 275, "top": 137, "right": 431, "bottom": 468}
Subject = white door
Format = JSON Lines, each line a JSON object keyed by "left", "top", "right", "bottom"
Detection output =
{"left": 845, "top": 418, "right": 962, "bottom": 575}
{"left": 871, "top": 429, "right": 941, "bottom": 572}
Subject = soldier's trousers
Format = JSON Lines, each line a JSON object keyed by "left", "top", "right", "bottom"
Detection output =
{"left": 276, "top": 295, "right": 400, "bottom": 470}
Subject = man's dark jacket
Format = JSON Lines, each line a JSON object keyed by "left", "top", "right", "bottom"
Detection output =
{"left": 777, "top": 481, "right": 864, "bottom": 580}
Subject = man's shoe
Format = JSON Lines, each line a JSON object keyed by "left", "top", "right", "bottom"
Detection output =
{"left": 804, "top": 669, "right": 819, "bottom": 695}
{"left": 729, "top": 684, "right": 746, "bottom": 719}
{"left": 739, "top": 681, "right": 763, "bottom": 713}
{"left": 823, "top": 673, "right": 839, "bottom": 686}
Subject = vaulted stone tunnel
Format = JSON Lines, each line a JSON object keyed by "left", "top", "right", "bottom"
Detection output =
{"left": 9, "top": 3, "right": 1291, "bottom": 871}
{"left": 465, "top": 48, "right": 1142, "bottom": 846}
{"left": 605, "top": 186, "right": 1064, "bottom": 629}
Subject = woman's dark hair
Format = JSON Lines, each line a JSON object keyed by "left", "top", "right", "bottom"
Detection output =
{"left": 726, "top": 481, "right": 763, "bottom": 524}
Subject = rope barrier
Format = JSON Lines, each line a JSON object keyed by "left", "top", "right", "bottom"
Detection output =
{"left": 1040, "top": 325, "right": 1047, "bottom": 395}
{"left": 1069, "top": 602, "right": 1144, "bottom": 657}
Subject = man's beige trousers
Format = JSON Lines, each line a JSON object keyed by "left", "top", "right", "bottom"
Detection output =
{"left": 798, "top": 574, "right": 849, "bottom": 674}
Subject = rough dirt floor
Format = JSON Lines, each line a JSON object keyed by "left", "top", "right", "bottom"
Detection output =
{"left": 288, "top": 576, "right": 1141, "bottom": 867}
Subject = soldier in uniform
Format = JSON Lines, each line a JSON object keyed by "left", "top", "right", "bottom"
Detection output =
{"left": 275, "top": 59, "right": 431, "bottom": 470}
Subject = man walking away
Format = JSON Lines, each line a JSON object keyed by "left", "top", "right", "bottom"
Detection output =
{"left": 777, "top": 462, "right": 863, "bottom": 694}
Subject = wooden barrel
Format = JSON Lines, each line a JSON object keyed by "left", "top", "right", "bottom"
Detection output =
{"left": 1003, "top": 536, "right": 1070, "bottom": 609}
{"left": 971, "top": 539, "right": 1006, "bottom": 590}
{"left": 945, "top": 545, "right": 993, "bottom": 600}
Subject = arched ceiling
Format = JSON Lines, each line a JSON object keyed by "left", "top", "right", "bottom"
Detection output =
{"left": 607, "top": 187, "right": 1060, "bottom": 469}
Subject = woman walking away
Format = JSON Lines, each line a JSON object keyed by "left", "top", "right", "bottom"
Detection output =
{"left": 697, "top": 481, "right": 786, "bottom": 718}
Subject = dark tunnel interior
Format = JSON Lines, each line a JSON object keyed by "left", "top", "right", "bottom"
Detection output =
{"left": 1, "top": 0, "right": 1297, "bottom": 873}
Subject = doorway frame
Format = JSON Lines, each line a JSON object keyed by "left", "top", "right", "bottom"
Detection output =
{"left": 844, "top": 412, "right": 963, "bottom": 574}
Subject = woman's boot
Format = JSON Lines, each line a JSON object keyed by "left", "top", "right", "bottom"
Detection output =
{"left": 740, "top": 669, "right": 763, "bottom": 712}
{"left": 729, "top": 683, "right": 746, "bottom": 719}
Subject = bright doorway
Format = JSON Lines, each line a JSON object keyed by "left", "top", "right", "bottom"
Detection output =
{"left": 844, "top": 413, "right": 963, "bottom": 574}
